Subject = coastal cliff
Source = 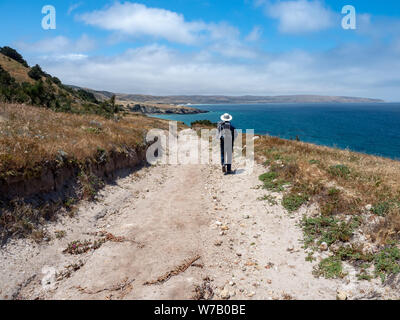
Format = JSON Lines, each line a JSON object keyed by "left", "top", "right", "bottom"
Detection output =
{"left": 127, "top": 103, "right": 207, "bottom": 114}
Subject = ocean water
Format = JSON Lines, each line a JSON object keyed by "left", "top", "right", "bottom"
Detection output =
{"left": 151, "top": 103, "right": 400, "bottom": 160}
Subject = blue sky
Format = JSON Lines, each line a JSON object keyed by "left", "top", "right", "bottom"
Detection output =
{"left": 1, "top": 0, "right": 400, "bottom": 100}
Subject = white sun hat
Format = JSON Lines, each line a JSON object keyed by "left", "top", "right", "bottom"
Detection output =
{"left": 220, "top": 113, "right": 233, "bottom": 121}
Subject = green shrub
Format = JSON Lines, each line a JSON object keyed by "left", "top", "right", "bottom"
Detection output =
{"left": 259, "top": 171, "right": 278, "bottom": 182}
{"left": 52, "top": 77, "right": 62, "bottom": 85}
{"left": 191, "top": 120, "right": 217, "bottom": 127}
{"left": 328, "top": 187, "right": 341, "bottom": 196}
{"left": 259, "top": 171, "right": 288, "bottom": 192}
{"left": 371, "top": 201, "right": 395, "bottom": 217}
{"left": 328, "top": 164, "right": 351, "bottom": 178}
{"left": 76, "top": 89, "right": 98, "bottom": 104}
{"left": 374, "top": 246, "right": 400, "bottom": 281}
{"left": 337, "top": 246, "right": 374, "bottom": 262}
{"left": 282, "top": 193, "right": 308, "bottom": 212}
{"left": 28, "top": 64, "right": 46, "bottom": 80}
{"left": 301, "top": 216, "right": 357, "bottom": 247}
{"left": 0, "top": 46, "right": 29, "bottom": 67}
{"left": 314, "top": 256, "right": 346, "bottom": 279}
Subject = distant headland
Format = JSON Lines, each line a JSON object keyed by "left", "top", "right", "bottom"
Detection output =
{"left": 71, "top": 86, "right": 384, "bottom": 106}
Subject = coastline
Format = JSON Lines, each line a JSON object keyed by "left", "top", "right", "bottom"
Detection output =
{"left": 148, "top": 102, "right": 400, "bottom": 160}
{"left": 126, "top": 103, "right": 208, "bottom": 115}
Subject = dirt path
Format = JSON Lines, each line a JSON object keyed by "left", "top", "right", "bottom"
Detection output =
{"left": 2, "top": 137, "right": 379, "bottom": 300}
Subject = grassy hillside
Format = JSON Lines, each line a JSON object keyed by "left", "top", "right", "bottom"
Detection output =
{"left": 0, "top": 103, "right": 170, "bottom": 178}
{"left": 0, "top": 47, "right": 118, "bottom": 117}
{"left": 0, "top": 102, "right": 173, "bottom": 242}
{"left": 0, "top": 52, "right": 34, "bottom": 84}
{"left": 255, "top": 136, "right": 400, "bottom": 281}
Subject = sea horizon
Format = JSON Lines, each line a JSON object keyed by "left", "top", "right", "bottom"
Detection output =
{"left": 152, "top": 102, "right": 400, "bottom": 160}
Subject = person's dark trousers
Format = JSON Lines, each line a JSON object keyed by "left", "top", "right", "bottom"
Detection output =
{"left": 220, "top": 138, "right": 234, "bottom": 172}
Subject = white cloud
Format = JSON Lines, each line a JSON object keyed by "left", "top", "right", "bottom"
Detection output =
{"left": 253, "top": 0, "right": 268, "bottom": 8}
{"left": 77, "top": 2, "right": 205, "bottom": 44}
{"left": 15, "top": 34, "right": 96, "bottom": 54}
{"left": 41, "top": 53, "right": 88, "bottom": 61}
{"left": 356, "top": 14, "right": 400, "bottom": 39}
{"left": 76, "top": 3, "right": 259, "bottom": 59}
{"left": 246, "top": 26, "right": 262, "bottom": 41}
{"left": 209, "top": 42, "right": 259, "bottom": 59}
{"left": 68, "top": 2, "right": 83, "bottom": 15}
{"left": 36, "top": 43, "right": 400, "bottom": 101}
{"left": 266, "top": 0, "right": 336, "bottom": 34}
{"left": 205, "top": 22, "right": 259, "bottom": 59}
{"left": 77, "top": 2, "right": 263, "bottom": 52}
{"left": 206, "top": 22, "right": 240, "bottom": 41}
{"left": 395, "top": 38, "right": 400, "bottom": 54}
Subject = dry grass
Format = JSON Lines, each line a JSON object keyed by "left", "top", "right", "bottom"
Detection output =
{"left": 371, "top": 206, "right": 400, "bottom": 244}
{"left": 0, "top": 103, "right": 171, "bottom": 177}
{"left": 255, "top": 136, "right": 400, "bottom": 205}
{"left": 0, "top": 102, "right": 186, "bottom": 243}
{"left": 254, "top": 135, "right": 400, "bottom": 243}
{"left": 0, "top": 53, "right": 34, "bottom": 84}
{"left": 254, "top": 135, "right": 400, "bottom": 281}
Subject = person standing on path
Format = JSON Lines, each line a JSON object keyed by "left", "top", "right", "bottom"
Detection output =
{"left": 217, "top": 113, "right": 237, "bottom": 174}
